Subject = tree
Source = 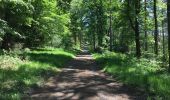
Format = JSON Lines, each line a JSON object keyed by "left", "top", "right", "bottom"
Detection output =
{"left": 154, "top": 0, "right": 158, "bottom": 55}
{"left": 0, "top": 0, "right": 33, "bottom": 49}
{"left": 127, "top": 0, "right": 141, "bottom": 58}
{"left": 0, "top": 0, "right": 73, "bottom": 49}
{"left": 96, "top": 0, "right": 106, "bottom": 48}
{"left": 162, "top": 9, "right": 165, "bottom": 61}
{"left": 57, "top": 0, "right": 72, "bottom": 14}
{"left": 144, "top": 0, "right": 148, "bottom": 51}
{"left": 109, "top": 0, "right": 113, "bottom": 51}
{"left": 167, "top": 0, "right": 170, "bottom": 72}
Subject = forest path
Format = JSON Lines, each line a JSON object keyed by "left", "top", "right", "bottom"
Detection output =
{"left": 29, "top": 52, "right": 145, "bottom": 100}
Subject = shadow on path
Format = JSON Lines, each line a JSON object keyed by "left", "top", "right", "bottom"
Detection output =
{"left": 26, "top": 52, "right": 146, "bottom": 100}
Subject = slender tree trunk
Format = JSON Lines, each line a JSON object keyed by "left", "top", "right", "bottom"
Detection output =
{"left": 135, "top": 16, "right": 141, "bottom": 58}
{"left": 97, "top": 0, "right": 104, "bottom": 48}
{"left": 79, "top": 32, "right": 82, "bottom": 49}
{"left": 73, "top": 33, "right": 77, "bottom": 46}
{"left": 162, "top": 20, "right": 165, "bottom": 60}
{"left": 162, "top": 10, "right": 165, "bottom": 61}
{"left": 135, "top": 0, "right": 141, "bottom": 58}
{"left": 154, "top": 0, "right": 158, "bottom": 55}
{"left": 93, "top": 32, "right": 96, "bottom": 51}
{"left": 144, "top": 0, "right": 148, "bottom": 51}
{"left": 109, "top": 0, "right": 113, "bottom": 51}
{"left": 167, "top": 0, "right": 170, "bottom": 72}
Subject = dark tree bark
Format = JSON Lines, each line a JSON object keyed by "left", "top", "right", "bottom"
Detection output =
{"left": 167, "top": 0, "right": 170, "bottom": 72}
{"left": 79, "top": 32, "right": 82, "bottom": 49}
{"left": 127, "top": 0, "right": 141, "bottom": 58}
{"left": 93, "top": 32, "right": 96, "bottom": 51}
{"left": 135, "top": 16, "right": 141, "bottom": 58}
{"left": 162, "top": 10, "right": 165, "bottom": 61}
{"left": 144, "top": 0, "right": 148, "bottom": 51}
{"left": 135, "top": 0, "right": 141, "bottom": 58}
{"left": 162, "top": 21, "right": 165, "bottom": 60}
{"left": 96, "top": 0, "right": 105, "bottom": 48}
{"left": 154, "top": 0, "right": 158, "bottom": 55}
{"left": 109, "top": 0, "right": 113, "bottom": 51}
{"left": 75, "top": 33, "right": 78, "bottom": 46}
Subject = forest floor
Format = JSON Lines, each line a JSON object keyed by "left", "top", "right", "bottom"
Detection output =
{"left": 27, "top": 52, "right": 146, "bottom": 100}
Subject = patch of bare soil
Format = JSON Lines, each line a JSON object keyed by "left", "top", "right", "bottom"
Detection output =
{"left": 25, "top": 53, "right": 146, "bottom": 100}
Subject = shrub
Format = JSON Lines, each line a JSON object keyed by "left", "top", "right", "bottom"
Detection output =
{"left": 94, "top": 52, "right": 170, "bottom": 99}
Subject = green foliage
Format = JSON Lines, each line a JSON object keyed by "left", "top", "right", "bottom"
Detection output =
{"left": 70, "top": 0, "right": 107, "bottom": 50}
{"left": 0, "top": 0, "right": 169, "bottom": 99}
{"left": 94, "top": 52, "right": 170, "bottom": 99}
{"left": 0, "top": 19, "right": 7, "bottom": 41}
{"left": 0, "top": 0, "right": 73, "bottom": 49}
{"left": 57, "top": 0, "right": 72, "bottom": 14}
{"left": 0, "top": 48, "right": 74, "bottom": 100}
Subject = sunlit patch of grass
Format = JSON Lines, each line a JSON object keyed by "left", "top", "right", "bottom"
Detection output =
{"left": 0, "top": 48, "right": 75, "bottom": 100}
{"left": 26, "top": 48, "right": 74, "bottom": 68}
{"left": 94, "top": 52, "right": 170, "bottom": 99}
{"left": 0, "top": 55, "right": 23, "bottom": 70}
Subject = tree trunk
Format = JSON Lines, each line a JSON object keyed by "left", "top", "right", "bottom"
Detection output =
{"left": 162, "top": 22, "right": 165, "bottom": 60}
{"left": 167, "top": 0, "right": 170, "bottom": 72}
{"left": 135, "top": 17, "right": 141, "bottom": 58}
{"left": 127, "top": 0, "right": 141, "bottom": 58}
{"left": 162, "top": 10, "right": 165, "bottom": 61}
{"left": 144, "top": 0, "right": 148, "bottom": 51}
{"left": 109, "top": 0, "right": 113, "bottom": 51}
{"left": 154, "top": 0, "right": 158, "bottom": 55}
{"left": 135, "top": 0, "right": 141, "bottom": 58}
{"left": 73, "top": 33, "right": 77, "bottom": 46}
{"left": 79, "top": 32, "right": 82, "bottom": 49}
{"left": 93, "top": 32, "right": 96, "bottom": 51}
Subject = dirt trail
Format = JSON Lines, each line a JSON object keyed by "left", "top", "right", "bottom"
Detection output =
{"left": 28, "top": 52, "right": 146, "bottom": 100}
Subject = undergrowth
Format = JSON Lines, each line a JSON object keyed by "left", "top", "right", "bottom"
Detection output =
{"left": 94, "top": 52, "right": 170, "bottom": 99}
{"left": 0, "top": 48, "right": 74, "bottom": 100}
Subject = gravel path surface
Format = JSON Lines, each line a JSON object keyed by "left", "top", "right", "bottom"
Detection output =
{"left": 28, "top": 53, "right": 146, "bottom": 100}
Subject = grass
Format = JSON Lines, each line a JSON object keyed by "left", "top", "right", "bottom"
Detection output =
{"left": 0, "top": 48, "right": 75, "bottom": 100}
{"left": 94, "top": 52, "right": 170, "bottom": 99}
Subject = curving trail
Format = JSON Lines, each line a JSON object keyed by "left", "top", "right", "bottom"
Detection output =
{"left": 28, "top": 52, "right": 146, "bottom": 100}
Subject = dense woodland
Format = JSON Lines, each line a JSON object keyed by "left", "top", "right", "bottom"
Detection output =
{"left": 0, "top": 0, "right": 170, "bottom": 99}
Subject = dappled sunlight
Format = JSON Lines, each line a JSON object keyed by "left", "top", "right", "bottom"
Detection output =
{"left": 1, "top": 0, "right": 169, "bottom": 99}
{"left": 26, "top": 51, "right": 73, "bottom": 68}
{"left": 76, "top": 54, "right": 93, "bottom": 60}
{"left": 0, "top": 49, "right": 74, "bottom": 99}
{"left": 95, "top": 52, "right": 170, "bottom": 99}
{"left": 75, "top": 70, "right": 103, "bottom": 78}
{"left": 27, "top": 53, "right": 145, "bottom": 100}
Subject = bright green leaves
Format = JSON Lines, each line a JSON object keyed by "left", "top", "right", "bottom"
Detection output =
{"left": 0, "top": 19, "right": 7, "bottom": 41}
{"left": 70, "top": 0, "right": 107, "bottom": 49}
{"left": 0, "top": 0, "right": 73, "bottom": 49}
{"left": 0, "top": 0, "right": 33, "bottom": 44}
{"left": 2, "top": 0, "right": 33, "bottom": 26}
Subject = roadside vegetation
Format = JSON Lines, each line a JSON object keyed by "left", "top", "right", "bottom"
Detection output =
{"left": 0, "top": 48, "right": 74, "bottom": 99}
{"left": 94, "top": 52, "right": 170, "bottom": 99}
